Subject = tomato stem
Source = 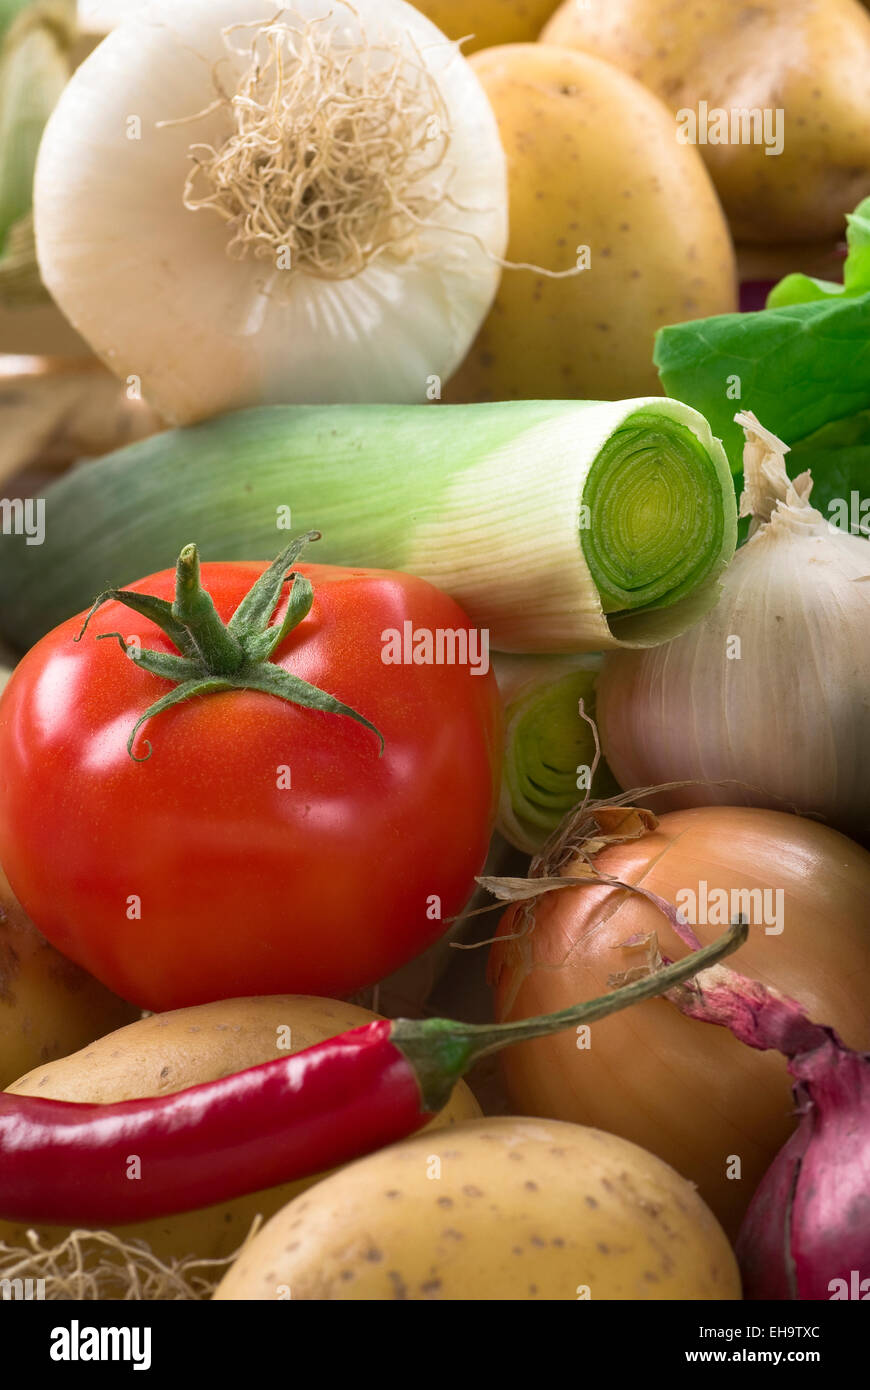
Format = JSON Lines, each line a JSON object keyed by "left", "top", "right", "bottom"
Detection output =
{"left": 172, "top": 544, "right": 245, "bottom": 675}
{"left": 75, "top": 534, "right": 385, "bottom": 759}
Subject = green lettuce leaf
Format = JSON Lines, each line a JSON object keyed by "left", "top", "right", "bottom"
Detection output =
{"left": 655, "top": 195, "right": 870, "bottom": 489}
{"left": 654, "top": 293, "right": 870, "bottom": 474}
{"left": 785, "top": 410, "right": 870, "bottom": 531}
{"left": 765, "top": 198, "right": 870, "bottom": 307}
{"left": 655, "top": 198, "right": 870, "bottom": 537}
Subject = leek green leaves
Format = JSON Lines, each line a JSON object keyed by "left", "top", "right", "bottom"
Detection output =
{"left": 0, "top": 0, "right": 77, "bottom": 304}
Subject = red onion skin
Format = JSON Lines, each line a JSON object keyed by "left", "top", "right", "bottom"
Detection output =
{"left": 736, "top": 1041, "right": 870, "bottom": 1301}
{"left": 667, "top": 963, "right": 870, "bottom": 1301}
{"left": 735, "top": 1112, "right": 808, "bottom": 1301}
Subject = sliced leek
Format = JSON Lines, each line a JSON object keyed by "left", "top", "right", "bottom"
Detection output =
{"left": 0, "top": 397, "right": 737, "bottom": 651}
{"left": 495, "top": 653, "right": 617, "bottom": 855}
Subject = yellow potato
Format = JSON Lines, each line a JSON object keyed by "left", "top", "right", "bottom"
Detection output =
{"left": 445, "top": 45, "right": 736, "bottom": 403}
{"left": 542, "top": 0, "right": 870, "bottom": 243}
{"left": 214, "top": 1116, "right": 741, "bottom": 1301}
{"left": 0, "top": 995, "right": 480, "bottom": 1271}
{"left": 0, "top": 865, "right": 136, "bottom": 1090}
{"left": 413, "top": 2, "right": 561, "bottom": 53}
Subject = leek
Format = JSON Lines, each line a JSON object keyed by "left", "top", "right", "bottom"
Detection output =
{"left": 495, "top": 654, "right": 618, "bottom": 855}
{"left": 0, "top": 397, "right": 737, "bottom": 651}
{"left": 0, "top": 0, "right": 77, "bottom": 306}
{"left": 0, "top": 0, "right": 31, "bottom": 47}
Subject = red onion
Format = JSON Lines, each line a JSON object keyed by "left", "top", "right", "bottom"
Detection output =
{"left": 664, "top": 954, "right": 870, "bottom": 1301}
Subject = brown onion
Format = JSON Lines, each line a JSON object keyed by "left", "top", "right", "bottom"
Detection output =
{"left": 489, "top": 804, "right": 870, "bottom": 1237}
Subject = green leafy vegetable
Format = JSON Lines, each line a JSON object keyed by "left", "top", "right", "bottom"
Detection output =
{"left": 654, "top": 294, "right": 870, "bottom": 474}
{"left": 654, "top": 197, "right": 870, "bottom": 498}
{"left": 765, "top": 201, "right": 870, "bottom": 307}
{"left": 787, "top": 411, "right": 870, "bottom": 531}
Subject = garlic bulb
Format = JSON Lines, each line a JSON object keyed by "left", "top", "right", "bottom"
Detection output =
{"left": 597, "top": 411, "right": 870, "bottom": 842}
{"left": 36, "top": 0, "right": 508, "bottom": 423}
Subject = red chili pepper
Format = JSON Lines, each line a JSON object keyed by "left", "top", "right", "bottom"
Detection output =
{"left": 0, "top": 923, "right": 744, "bottom": 1225}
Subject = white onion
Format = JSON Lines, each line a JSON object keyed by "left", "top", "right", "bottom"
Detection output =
{"left": 77, "top": 0, "right": 144, "bottom": 31}
{"left": 38, "top": 0, "right": 508, "bottom": 422}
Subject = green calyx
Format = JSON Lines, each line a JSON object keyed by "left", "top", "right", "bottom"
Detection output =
{"left": 75, "top": 532, "right": 385, "bottom": 761}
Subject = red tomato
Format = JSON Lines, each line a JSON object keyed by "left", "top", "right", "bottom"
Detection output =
{"left": 0, "top": 561, "right": 501, "bottom": 1010}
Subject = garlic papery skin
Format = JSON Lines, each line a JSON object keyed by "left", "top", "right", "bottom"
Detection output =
{"left": 597, "top": 411, "right": 870, "bottom": 843}
{"left": 36, "top": 0, "right": 508, "bottom": 423}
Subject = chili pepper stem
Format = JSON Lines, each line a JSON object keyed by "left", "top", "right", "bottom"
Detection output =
{"left": 393, "top": 920, "right": 748, "bottom": 1112}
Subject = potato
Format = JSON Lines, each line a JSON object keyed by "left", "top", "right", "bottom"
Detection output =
{"left": 542, "top": 0, "right": 870, "bottom": 243}
{"left": 445, "top": 45, "right": 736, "bottom": 404}
{"left": 0, "top": 994, "right": 480, "bottom": 1272}
{"left": 0, "top": 864, "right": 136, "bottom": 1090}
{"left": 214, "top": 1116, "right": 740, "bottom": 1300}
{"left": 413, "top": 2, "right": 561, "bottom": 53}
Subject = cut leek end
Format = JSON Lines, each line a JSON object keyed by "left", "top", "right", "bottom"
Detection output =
{"left": 581, "top": 405, "right": 737, "bottom": 645}
{"left": 498, "top": 666, "right": 618, "bottom": 855}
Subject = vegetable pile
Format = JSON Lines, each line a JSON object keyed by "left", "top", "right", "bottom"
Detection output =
{"left": 0, "top": 927, "right": 743, "bottom": 1226}
{"left": 0, "top": 0, "right": 868, "bottom": 1310}
{"left": 490, "top": 800, "right": 870, "bottom": 1238}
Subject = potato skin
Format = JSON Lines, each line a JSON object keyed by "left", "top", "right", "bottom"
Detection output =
{"left": 0, "top": 866, "right": 137, "bottom": 1090}
{"left": 214, "top": 1116, "right": 740, "bottom": 1300}
{"left": 542, "top": 0, "right": 870, "bottom": 243}
{"left": 445, "top": 45, "right": 736, "bottom": 403}
{"left": 414, "top": 2, "right": 562, "bottom": 53}
{"left": 0, "top": 995, "right": 480, "bottom": 1267}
